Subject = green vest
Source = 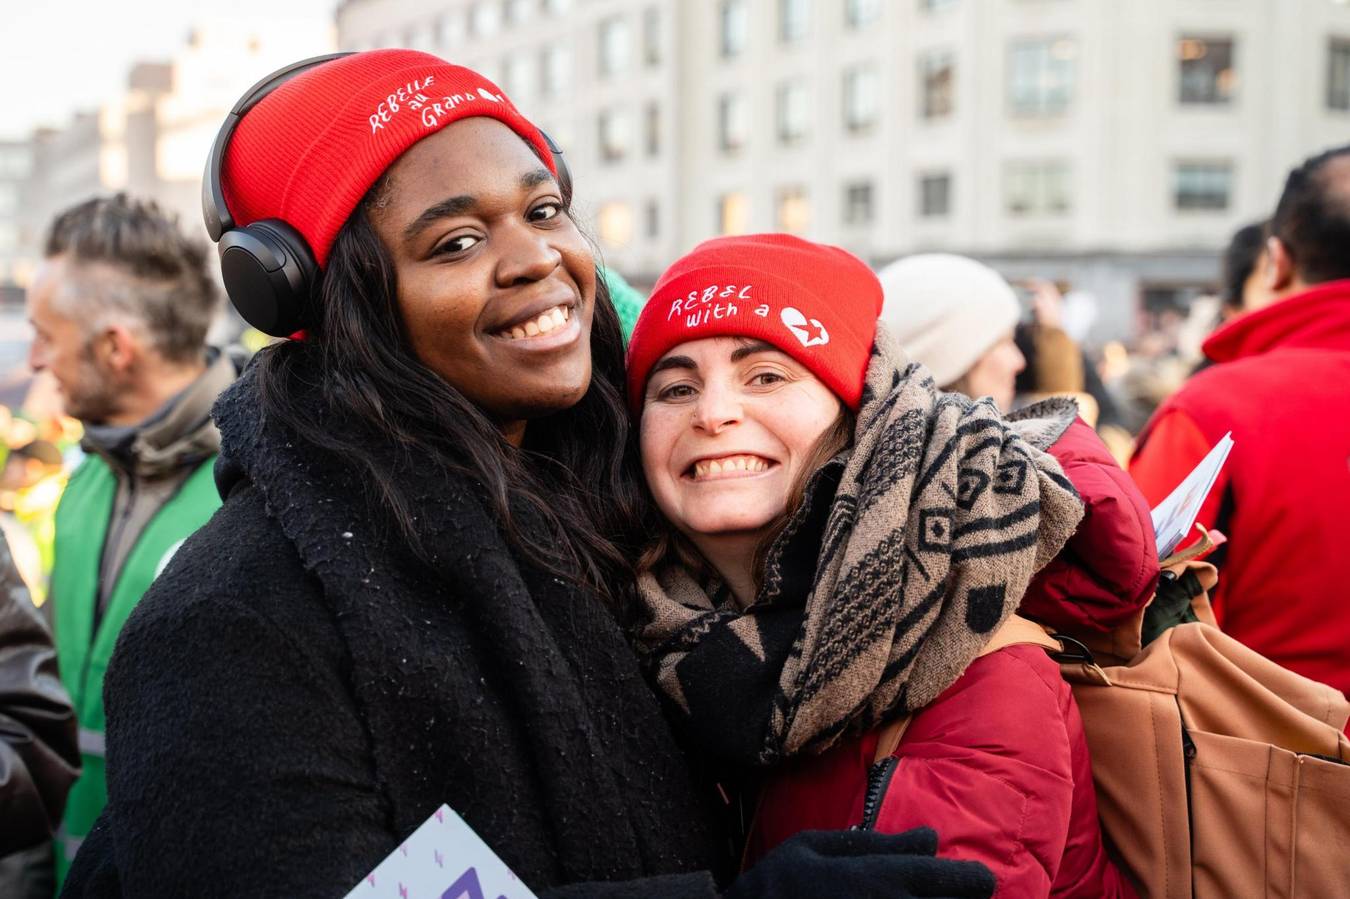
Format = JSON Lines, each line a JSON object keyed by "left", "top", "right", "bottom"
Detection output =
{"left": 50, "top": 454, "right": 220, "bottom": 883}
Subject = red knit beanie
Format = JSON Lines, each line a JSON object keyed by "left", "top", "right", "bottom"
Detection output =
{"left": 221, "top": 49, "right": 557, "bottom": 269}
{"left": 626, "top": 234, "right": 883, "bottom": 412}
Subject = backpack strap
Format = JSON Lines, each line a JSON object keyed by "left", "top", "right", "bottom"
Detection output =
{"left": 872, "top": 614, "right": 1064, "bottom": 764}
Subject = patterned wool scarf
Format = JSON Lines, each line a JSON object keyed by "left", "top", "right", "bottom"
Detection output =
{"left": 633, "top": 328, "right": 1084, "bottom": 766}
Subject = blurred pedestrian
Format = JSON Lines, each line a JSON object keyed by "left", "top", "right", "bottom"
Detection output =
{"left": 1219, "top": 220, "right": 1272, "bottom": 322}
{"left": 1130, "top": 145, "right": 1350, "bottom": 695}
{"left": 876, "top": 254, "right": 1025, "bottom": 412}
{"left": 25, "top": 193, "right": 233, "bottom": 882}
{"left": 0, "top": 531, "right": 79, "bottom": 899}
{"left": 62, "top": 51, "right": 989, "bottom": 899}
{"left": 0, "top": 439, "right": 67, "bottom": 608}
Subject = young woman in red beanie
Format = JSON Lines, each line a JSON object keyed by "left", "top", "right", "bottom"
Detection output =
{"left": 59, "top": 52, "right": 996, "bottom": 899}
{"left": 626, "top": 234, "right": 1150, "bottom": 897}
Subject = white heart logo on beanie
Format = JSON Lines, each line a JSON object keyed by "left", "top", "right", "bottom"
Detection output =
{"left": 477, "top": 87, "right": 502, "bottom": 103}
{"left": 781, "top": 307, "right": 830, "bottom": 348}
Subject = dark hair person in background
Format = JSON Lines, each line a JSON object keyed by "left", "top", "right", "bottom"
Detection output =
{"left": 25, "top": 193, "right": 232, "bottom": 884}
{"left": 1220, "top": 220, "right": 1273, "bottom": 321}
{"left": 60, "top": 51, "right": 991, "bottom": 899}
{"left": 1130, "top": 144, "right": 1350, "bottom": 697}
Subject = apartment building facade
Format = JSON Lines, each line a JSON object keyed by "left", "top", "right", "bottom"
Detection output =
{"left": 337, "top": 0, "right": 1350, "bottom": 339}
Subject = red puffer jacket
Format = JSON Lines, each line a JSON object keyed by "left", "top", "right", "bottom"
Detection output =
{"left": 742, "top": 419, "right": 1157, "bottom": 898}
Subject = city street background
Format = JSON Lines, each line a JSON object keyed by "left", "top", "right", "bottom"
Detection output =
{"left": 1, "top": 0, "right": 1349, "bottom": 421}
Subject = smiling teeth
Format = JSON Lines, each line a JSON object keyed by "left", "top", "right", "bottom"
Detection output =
{"left": 504, "top": 305, "right": 570, "bottom": 340}
{"left": 693, "top": 455, "right": 770, "bottom": 479}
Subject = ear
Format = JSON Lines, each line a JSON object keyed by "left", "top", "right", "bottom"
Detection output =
{"left": 1264, "top": 236, "right": 1296, "bottom": 292}
{"left": 98, "top": 323, "right": 142, "bottom": 376}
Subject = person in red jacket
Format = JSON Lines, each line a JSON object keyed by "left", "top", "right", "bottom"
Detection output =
{"left": 627, "top": 234, "right": 1146, "bottom": 898}
{"left": 1130, "top": 144, "right": 1350, "bottom": 696}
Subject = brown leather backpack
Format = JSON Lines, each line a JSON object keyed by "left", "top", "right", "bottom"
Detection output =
{"left": 982, "top": 561, "right": 1350, "bottom": 897}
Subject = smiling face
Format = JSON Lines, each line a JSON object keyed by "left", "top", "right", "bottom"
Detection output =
{"left": 368, "top": 117, "right": 596, "bottom": 438}
{"left": 640, "top": 337, "right": 843, "bottom": 554}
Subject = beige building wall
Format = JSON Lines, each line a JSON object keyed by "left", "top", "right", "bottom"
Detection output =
{"left": 335, "top": 0, "right": 1350, "bottom": 339}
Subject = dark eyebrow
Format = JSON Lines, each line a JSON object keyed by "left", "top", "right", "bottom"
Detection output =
{"left": 403, "top": 195, "right": 475, "bottom": 243}
{"left": 521, "top": 167, "right": 555, "bottom": 190}
{"left": 401, "top": 169, "right": 557, "bottom": 244}
{"left": 731, "top": 340, "right": 780, "bottom": 362}
{"left": 647, "top": 355, "right": 697, "bottom": 379}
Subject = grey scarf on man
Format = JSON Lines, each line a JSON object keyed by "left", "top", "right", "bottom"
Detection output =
{"left": 633, "top": 327, "right": 1084, "bottom": 766}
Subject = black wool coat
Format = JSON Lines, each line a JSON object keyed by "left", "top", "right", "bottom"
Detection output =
{"left": 61, "top": 362, "right": 726, "bottom": 898}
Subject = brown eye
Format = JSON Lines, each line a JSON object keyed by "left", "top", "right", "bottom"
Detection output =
{"left": 750, "top": 371, "right": 786, "bottom": 386}
{"left": 434, "top": 235, "right": 480, "bottom": 256}
{"left": 530, "top": 202, "right": 562, "bottom": 222}
{"left": 658, "top": 383, "right": 696, "bottom": 401}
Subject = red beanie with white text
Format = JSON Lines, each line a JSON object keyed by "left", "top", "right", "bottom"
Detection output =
{"left": 221, "top": 49, "right": 557, "bottom": 269}
{"left": 626, "top": 234, "right": 883, "bottom": 412}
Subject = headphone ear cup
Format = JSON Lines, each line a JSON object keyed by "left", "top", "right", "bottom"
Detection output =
{"left": 217, "top": 219, "right": 318, "bottom": 337}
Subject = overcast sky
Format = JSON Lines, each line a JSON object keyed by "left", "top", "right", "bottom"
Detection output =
{"left": 1, "top": 0, "right": 338, "bottom": 140}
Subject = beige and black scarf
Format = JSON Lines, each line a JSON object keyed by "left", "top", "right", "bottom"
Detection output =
{"left": 633, "top": 328, "right": 1084, "bottom": 766}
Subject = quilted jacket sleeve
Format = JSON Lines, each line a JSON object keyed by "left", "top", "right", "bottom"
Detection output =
{"left": 873, "top": 647, "right": 1075, "bottom": 897}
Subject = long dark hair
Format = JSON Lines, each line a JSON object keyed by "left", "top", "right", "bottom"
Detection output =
{"left": 253, "top": 191, "right": 647, "bottom": 603}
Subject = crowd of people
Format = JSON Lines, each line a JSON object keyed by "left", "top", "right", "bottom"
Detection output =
{"left": 1, "top": 48, "right": 1347, "bottom": 898}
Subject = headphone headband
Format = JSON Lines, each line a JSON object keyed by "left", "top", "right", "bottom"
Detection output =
{"left": 203, "top": 52, "right": 354, "bottom": 241}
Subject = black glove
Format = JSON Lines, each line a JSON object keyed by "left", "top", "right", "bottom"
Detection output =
{"left": 724, "top": 828, "right": 995, "bottom": 899}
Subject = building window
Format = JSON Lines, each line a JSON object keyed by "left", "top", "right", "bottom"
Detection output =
{"left": 599, "top": 17, "right": 632, "bottom": 78}
{"left": 644, "top": 101, "right": 661, "bottom": 156}
{"left": 777, "top": 81, "right": 810, "bottom": 144}
{"left": 721, "top": 0, "right": 749, "bottom": 58}
{"left": 431, "top": 16, "right": 452, "bottom": 50}
{"left": 469, "top": 2, "right": 501, "bottom": 38}
{"left": 842, "top": 181, "right": 875, "bottom": 226}
{"left": 1328, "top": 39, "right": 1350, "bottom": 110}
{"left": 1008, "top": 38, "right": 1076, "bottom": 117}
{"left": 846, "top": 0, "right": 881, "bottom": 28}
{"left": 506, "top": 0, "right": 535, "bottom": 26}
{"left": 780, "top": 0, "right": 810, "bottom": 44}
{"left": 643, "top": 7, "right": 662, "bottom": 66}
{"left": 919, "top": 50, "right": 955, "bottom": 119}
{"left": 776, "top": 186, "right": 811, "bottom": 234}
{"left": 598, "top": 108, "right": 633, "bottom": 164}
{"left": 719, "top": 192, "right": 751, "bottom": 235}
{"left": 843, "top": 65, "right": 880, "bottom": 133}
{"left": 0, "top": 149, "right": 31, "bottom": 180}
{"left": 918, "top": 173, "right": 952, "bottom": 217}
{"left": 1178, "top": 37, "right": 1236, "bottom": 104}
{"left": 718, "top": 93, "right": 749, "bottom": 153}
{"left": 1005, "top": 161, "right": 1072, "bottom": 217}
{"left": 501, "top": 54, "right": 537, "bottom": 100}
{"left": 597, "top": 201, "right": 634, "bottom": 247}
{"left": 645, "top": 199, "right": 660, "bottom": 239}
{"left": 541, "top": 45, "right": 572, "bottom": 97}
{"left": 1174, "top": 161, "right": 1233, "bottom": 211}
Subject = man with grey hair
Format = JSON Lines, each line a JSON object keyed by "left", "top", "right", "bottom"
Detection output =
{"left": 25, "top": 193, "right": 233, "bottom": 884}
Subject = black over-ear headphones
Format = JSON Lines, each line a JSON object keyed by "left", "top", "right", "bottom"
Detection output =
{"left": 202, "top": 52, "right": 573, "bottom": 337}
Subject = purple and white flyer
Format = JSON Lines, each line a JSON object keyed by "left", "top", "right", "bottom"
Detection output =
{"left": 345, "top": 805, "right": 539, "bottom": 899}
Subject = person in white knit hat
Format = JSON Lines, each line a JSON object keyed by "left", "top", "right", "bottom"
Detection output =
{"left": 877, "top": 253, "right": 1026, "bottom": 411}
